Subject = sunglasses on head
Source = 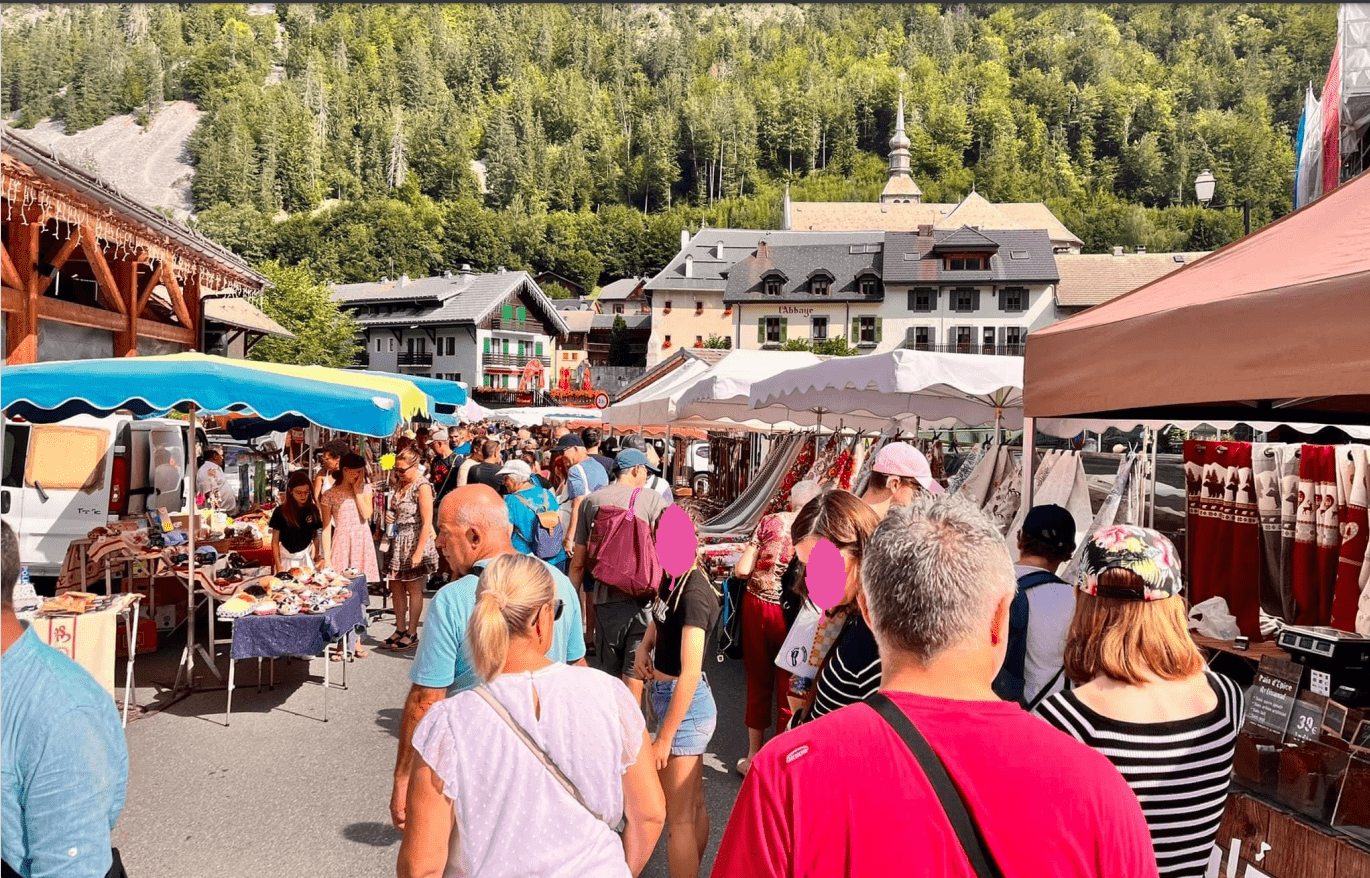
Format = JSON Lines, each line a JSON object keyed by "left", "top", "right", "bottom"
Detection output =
{"left": 550, "top": 599, "right": 564, "bottom": 621}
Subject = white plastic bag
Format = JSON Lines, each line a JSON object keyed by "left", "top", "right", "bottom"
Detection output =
{"left": 775, "top": 602, "right": 821, "bottom": 680}
{"left": 1188, "top": 596, "right": 1240, "bottom": 640}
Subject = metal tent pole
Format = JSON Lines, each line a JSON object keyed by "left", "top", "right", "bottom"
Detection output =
{"left": 1021, "top": 416, "right": 1036, "bottom": 510}
{"left": 1148, "top": 427, "right": 1159, "bottom": 529}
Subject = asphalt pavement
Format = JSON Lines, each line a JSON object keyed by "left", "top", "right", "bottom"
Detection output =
{"left": 111, "top": 607, "right": 753, "bottom": 878}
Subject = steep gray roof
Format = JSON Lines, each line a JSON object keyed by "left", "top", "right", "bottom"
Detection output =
{"left": 596, "top": 277, "right": 645, "bottom": 300}
{"left": 883, "top": 228, "right": 1058, "bottom": 285}
{"left": 647, "top": 228, "right": 885, "bottom": 292}
{"left": 931, "top": 226, "right": 1001, "bottom": 252}
{"left": 591, "top": 314, "right": 650, "bottom": 331}
{"left": 723, "top": 241, "right": 886, "bottom": 304}
{"left": 331, "top": 270, "right": 569, "bottom": 336}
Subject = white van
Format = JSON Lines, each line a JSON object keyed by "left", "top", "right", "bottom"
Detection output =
{"left": 2, "top": 415, "right": 201, "bottom": 587}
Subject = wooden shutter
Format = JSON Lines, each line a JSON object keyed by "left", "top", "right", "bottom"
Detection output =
{"left": 517, "top": 306, "right": 527, "bottom": 321}
{"left": 757, "top": 318, "right": 765, "bottom": 344}
{"left": 483, "top": 337, "right": 490, "bottom": 354}
{"left": 972, "top": 289, "right": 981, "bottom": 311}
{"left": 851, "top": 317, "right": 860, "bottom": 342}
{"left": 780, "top": 317, "right": 788, "bottom": 341}
{"left": 535, "top": 341, "right": 544, "bottom": 357}
{"left": 874, "top": 316, "right": 883, "bottom": 343}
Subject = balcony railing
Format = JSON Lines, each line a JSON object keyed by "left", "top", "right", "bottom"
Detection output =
{"left": 490, "top": 318, "right": 542, "bottom": 332}
{"left": 351, "top": 349, "right": 370, "bottom": 368}
{"left": 482, "top": 353, "right": 551, "bottom": 368}
{"left": 397, "top": 351, "right": 433, "bottom": 367}
{"left": 905, "top": 342, "right": 1025, "bottom": 356}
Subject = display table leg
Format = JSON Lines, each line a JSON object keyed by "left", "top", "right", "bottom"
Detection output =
{"left": 323, "top": 642, "right": 330, "bottom": 723}
{"left": 256, "top": 657, "right": 263, "bottom": 694}
{"left": 225, "top": 657, "right": 236, "bottom": 727}
{"left": 121, "top": 603, "right": 139, "bottom": 727}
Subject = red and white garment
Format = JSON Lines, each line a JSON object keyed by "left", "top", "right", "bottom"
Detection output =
{"left": 1291, "top": 445, "right": 1343, "bottom": 625}
{"left": 1332, "top": 445, "right": 1370, "bottom": 633}
{"left": 1183, "top": 441, "right": 1261, "bottom": 638}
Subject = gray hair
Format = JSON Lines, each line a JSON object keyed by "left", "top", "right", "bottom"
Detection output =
{"left": 789, "top": 480, "right": 821, "bottom": 512}
{"left": 861, "top": 494, "right": 1016, "bottom": 664}
{"left": 2, "top": 520, "right": 19, "bottom": 607}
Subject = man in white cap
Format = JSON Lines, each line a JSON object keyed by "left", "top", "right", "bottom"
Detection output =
{"left": 499, "top": 459, "right": 568, "bottom": 571}
{"left": 861, "top": 442, "right": 943, "bottom": 519}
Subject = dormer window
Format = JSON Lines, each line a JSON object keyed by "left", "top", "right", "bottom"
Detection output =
{"left": 858, "top": 276, "right": 880, "bottom": 297}
{"left": 948, "top": 257, "right": 985, "bottom": 271}
{"left": 811, "top": 277, "right": 830, "bottom": 296}
{"left": 764, "top": 278, "right": 782, "bottom": 297}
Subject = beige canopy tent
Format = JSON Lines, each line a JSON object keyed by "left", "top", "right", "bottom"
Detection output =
{"left": 1025, "top": 171, "right": 1370, "bottom": 428}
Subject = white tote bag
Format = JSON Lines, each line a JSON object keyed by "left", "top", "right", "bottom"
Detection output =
{"left": 774, "top": 601, "right": 822, "bottom": 680}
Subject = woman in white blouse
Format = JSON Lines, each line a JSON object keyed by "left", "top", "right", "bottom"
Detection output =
{"left": 399, "top": 554, "right": 665, "bottom": 878}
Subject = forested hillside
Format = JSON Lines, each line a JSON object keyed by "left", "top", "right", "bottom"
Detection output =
{"left": 1, "top": 3, "right": 1337, "bottom": 288}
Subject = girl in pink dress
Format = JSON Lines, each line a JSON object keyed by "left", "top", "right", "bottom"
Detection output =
{"left": 320, "top": 453, "right": 379, "bottom": 658}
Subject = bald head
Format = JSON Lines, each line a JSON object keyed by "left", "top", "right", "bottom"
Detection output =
{"left": 437, "top": 485, "right": 514, "bottom": 576}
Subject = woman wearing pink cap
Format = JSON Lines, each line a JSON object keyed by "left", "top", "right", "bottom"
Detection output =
{"left": 860, "top": 442, "right": 943, "bottom": 519}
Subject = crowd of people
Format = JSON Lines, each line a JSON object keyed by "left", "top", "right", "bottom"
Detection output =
{"left": 0, "top": 424, "right": 1246, "bottom": 878}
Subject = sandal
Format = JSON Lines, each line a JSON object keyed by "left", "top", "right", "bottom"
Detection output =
{"left": 379, "top": 631, "right": 406, "bottom": 650}
{"left": 393, "top": 633, "right": 419, "bottom": 652}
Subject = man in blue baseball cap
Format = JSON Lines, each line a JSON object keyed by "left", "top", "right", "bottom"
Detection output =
{"left": 992, "top": 503, "right": 1078, "bottom": 708}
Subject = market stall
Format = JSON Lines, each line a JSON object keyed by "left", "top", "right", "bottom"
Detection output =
{"left": 1023, "top": 172, "right": 1370, "bottom": 875}
{"left": 1, "top": 352, "right": 430, "bottom": 696}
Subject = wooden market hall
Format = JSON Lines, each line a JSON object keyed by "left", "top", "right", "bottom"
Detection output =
{"left": 2, "top": 127, "right": 269, "bottom": 365}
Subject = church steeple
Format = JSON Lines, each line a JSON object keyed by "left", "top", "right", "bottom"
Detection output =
{"left": 881, "top": 91, "right": 921, "bottom": 204}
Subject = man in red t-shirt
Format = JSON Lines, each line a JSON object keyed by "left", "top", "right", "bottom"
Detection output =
{"left": 712, "top": 494, "right": 1159, "bottom": 878}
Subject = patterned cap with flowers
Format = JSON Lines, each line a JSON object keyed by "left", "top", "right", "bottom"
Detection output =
{"left": 1076, "top": 525, "right": 1183, "bottom": 602}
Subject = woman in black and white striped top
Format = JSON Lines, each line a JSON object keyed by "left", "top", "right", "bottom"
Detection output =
{"left": 1033, "top": 525, "right": 1244, "bottom": 878}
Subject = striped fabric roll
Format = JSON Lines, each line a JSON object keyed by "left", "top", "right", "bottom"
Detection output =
{"left": 1035, "top": 672, "right": 1244, "bottom": 878}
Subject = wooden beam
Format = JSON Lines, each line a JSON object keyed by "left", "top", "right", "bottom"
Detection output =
{"left": 36, "top": 296, "right": 126, "bottom": 332}
{"left": 115, "top": 258, "right": 139, "bottom": 357}
{"left": 183, "top": 273, "right": 202, "bottom": 350}
{"left": 77, "top": 229, "right": 128, "bottom": 317}
{"left": 135, "top": 262, "right": 164, "bottom": 317}
{"left": 136, "top": 318, "right": 194, "bottom": 345}
{"left": 35, "top": 231, "right": 83, "bottom": 297}
{"left": 160, "top": 268, "right": 193, "bottom": 336}
{"left": 6, "top": 219, "right": 41, "bottom": 364}
{"left": 2, "top": 285, "right": 24, "bottom": 313}
{"left": 0, "top": 241, "right": 22, "bottom": 291}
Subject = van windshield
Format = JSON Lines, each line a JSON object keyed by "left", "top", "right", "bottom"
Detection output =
{"left": 26, "top": 425, "right": 108, "bottom": 493}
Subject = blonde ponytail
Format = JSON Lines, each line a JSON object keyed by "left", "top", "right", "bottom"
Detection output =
{"left": 466, "top": 554, "right": 557, "bottom": 682}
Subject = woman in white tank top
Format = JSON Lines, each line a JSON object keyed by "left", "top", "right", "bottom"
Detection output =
{"left": 399, "top": 554, "right": 665, "bottom": 878}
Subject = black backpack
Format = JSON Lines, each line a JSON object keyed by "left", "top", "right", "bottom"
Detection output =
{"left": 992, "top": 569, "right": 1067, "bottom": 708}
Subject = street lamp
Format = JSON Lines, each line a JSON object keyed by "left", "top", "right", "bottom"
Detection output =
{"left": 1193, "top": 169, "right": 1250, "bottom": 236}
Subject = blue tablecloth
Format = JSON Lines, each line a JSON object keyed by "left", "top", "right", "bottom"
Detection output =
{"left": 229, "top": 577, "right": 367, "bottom": 660}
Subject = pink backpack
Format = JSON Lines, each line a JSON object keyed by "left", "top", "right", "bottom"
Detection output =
{"left": 587, "top": 487, "right": 663, "bottom": 600}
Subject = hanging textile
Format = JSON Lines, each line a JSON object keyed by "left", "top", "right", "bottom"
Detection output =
{"left": 1291, "top": 445, "right": 1343, "bottom": 625}
{"left": 1252, "top": 443, "right": 1302, "bottom": 621}
{"left": 850, "top": 427, "right": 895, "bottom": 498}
{"left": 802, "top": 433, "right": 847, "bottom": 486}
{"left": 1332, "top": 445, "right": 1369, "bottom": 631}
{"left": 845, "top": 436, "right": 867, "bottom": 493}
{"left": 957, "top": 444, "right": 1014, "bottom": 510}
{"left": 1184, "top": 440, "right": 1261, "bottom": 638}
{"left": 1061, "top": 453, "right": 1139, "bottom": 585}
{"left": 764, "top": 435, "right": 817, "bottom": 517}
{"left": 1006, "top": 450, "right": 1092, "bottom": 560}
{"left": 946, "top": 441, "right": 989, "bottom": 496}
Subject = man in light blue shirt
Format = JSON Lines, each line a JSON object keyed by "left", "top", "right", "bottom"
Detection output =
{"left": 2, "top": 519, "right": 128, "bottom": 877}
{"left": 390, "top": 486, "right": 585, "bottom": 831}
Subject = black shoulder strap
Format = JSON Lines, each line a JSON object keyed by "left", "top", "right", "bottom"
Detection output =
{"left": 1016, "top": 569, "right": 1064, "bottom": 591}
{"left": 1025, "top": 667, "right": 1067, "bottom": 713}
{"left": 866, "top": 693, "right": 1006, "bottom": 878}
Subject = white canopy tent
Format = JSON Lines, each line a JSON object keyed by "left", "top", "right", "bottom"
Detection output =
{"left": 602, "top": 357, "right": 717, "bottom": 427}
{"left": 749, "top": 349, "right": 1025, "bottom": 433}
{"left": 495, "top": 406, "right": 605, "bottom": 428}
{"left": 674, "top": 350, "right": 826, "bottom": 431}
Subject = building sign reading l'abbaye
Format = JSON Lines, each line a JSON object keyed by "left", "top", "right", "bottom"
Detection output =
{"left": 1242, "top": 655, "right": 1304, "bottom": 740}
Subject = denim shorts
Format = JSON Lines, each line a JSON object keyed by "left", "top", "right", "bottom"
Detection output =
{"left": 648, "top": 677, "right": 718, "bottom": 757}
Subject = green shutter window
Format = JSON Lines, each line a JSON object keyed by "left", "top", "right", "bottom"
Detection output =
{"left": 875, "top": 317, "right": 883, "bottom": 343}
{"left": 516, "top": 306, "right": 527, "bottom": 321}
{"left": 779, "top": 317, "right": 788, "bottom": 341}
{"left": 483, "top": 337, "right": 490, "bottom": 354}
{"left": 757, "top": 318, "right": 765, "bottom": 344}
{"left": 851, "top": 318, "right": 859, "bottom": 342}
{"left": 502, "top": 304, "right": 514, "bottom": 321}
{"left": 502, "top": 338, "right": 510, "bottom": 355}
{"left": 535, "top": 341, "right": 544, "bottom": 357}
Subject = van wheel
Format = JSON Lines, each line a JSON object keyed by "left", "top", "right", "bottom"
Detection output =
{"left": 692, "top": 473, "right": 710, "bottom": 497}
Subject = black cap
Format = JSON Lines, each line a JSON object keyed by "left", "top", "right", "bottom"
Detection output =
{"left": 1021, "top": 504, "right": 1077, "bottom": 554}
{"left": 555, "top": 434, "right": 585, "bottom": 450}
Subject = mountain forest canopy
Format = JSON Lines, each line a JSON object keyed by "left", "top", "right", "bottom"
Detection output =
{"left": 1, "top": 3, "right": 1338, "bottom": 289}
